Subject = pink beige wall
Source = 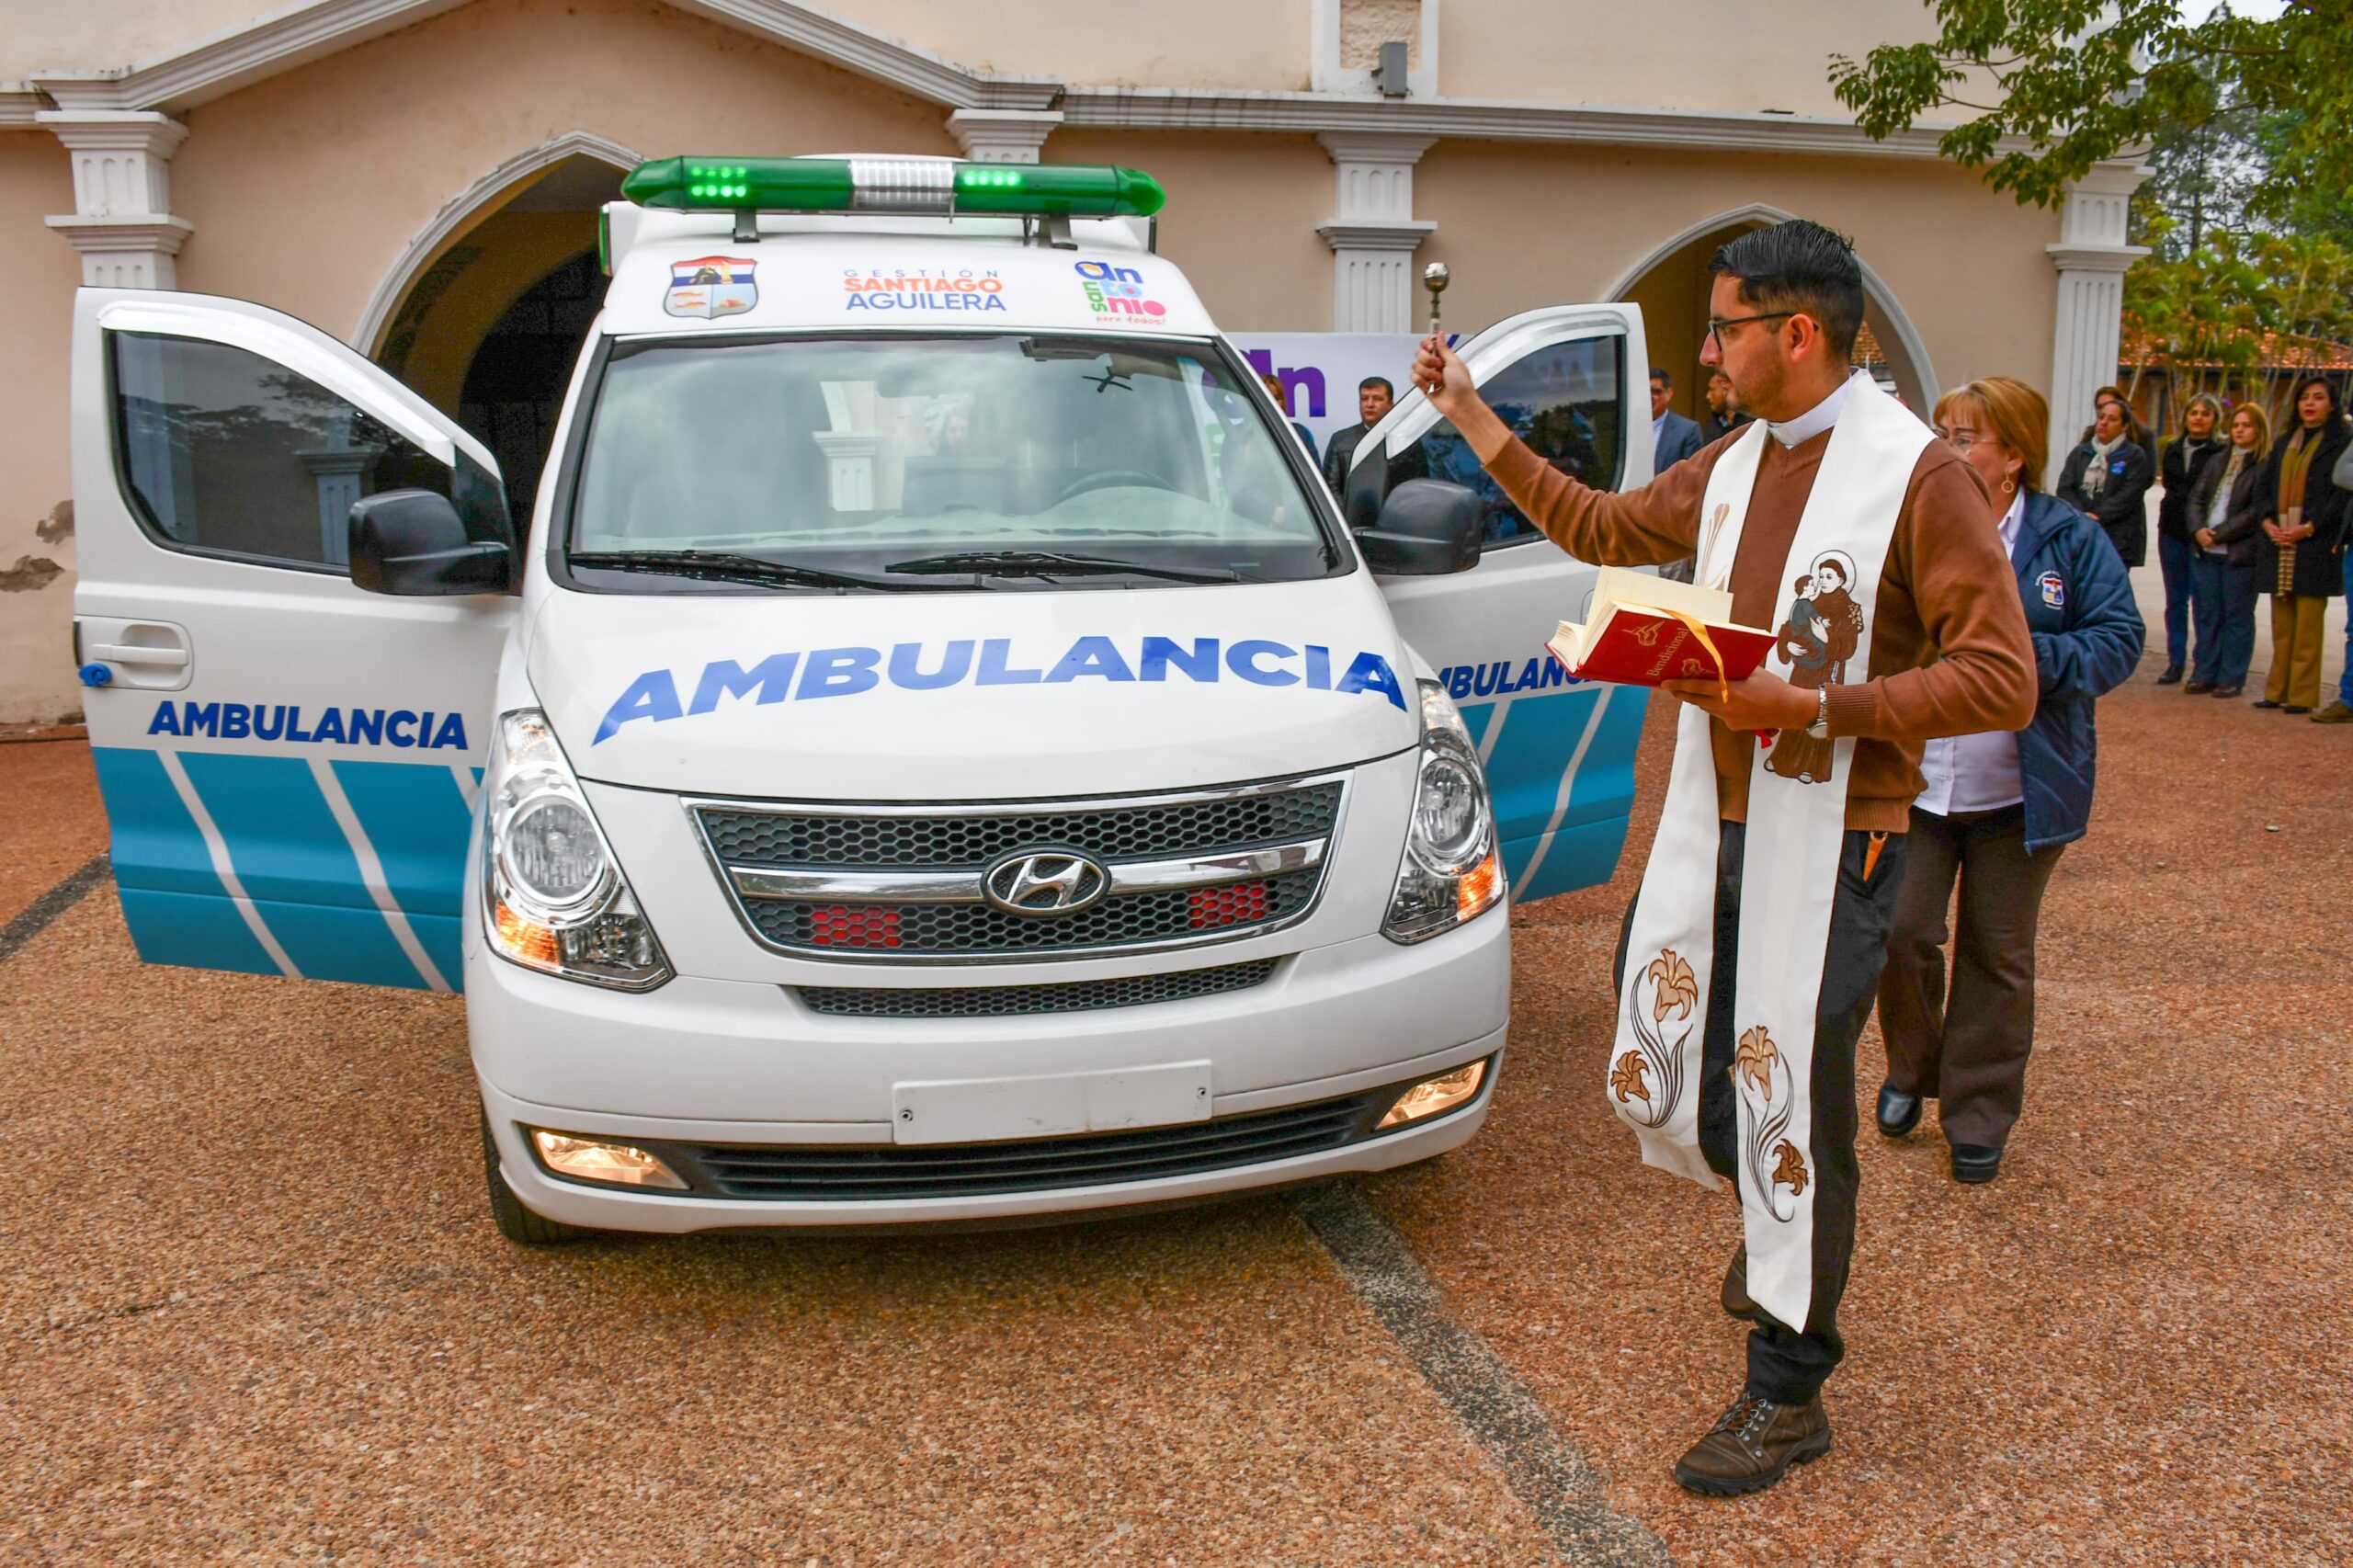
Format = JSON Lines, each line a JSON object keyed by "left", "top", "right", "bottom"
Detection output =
{"left": 0, "top": 0, "right": 2061, "bottom": 719}
{"left": 0, "top": 133, "right": 87, "bottom": 723}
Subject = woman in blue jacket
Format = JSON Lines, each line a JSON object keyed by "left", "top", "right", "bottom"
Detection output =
{"left": 1875, "top": 377, "right": 2144, "bottom": 1185}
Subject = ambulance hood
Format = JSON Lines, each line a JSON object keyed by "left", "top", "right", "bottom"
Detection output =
{"left": 530, "top": 576, "right": 1422, "bottom": 800}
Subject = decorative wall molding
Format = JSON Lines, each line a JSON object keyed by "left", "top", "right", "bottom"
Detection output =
{"left": 1060, "top": 89, "right": 1975, "bottom": 161}
{"left": 2045, "top": 162, "right": 2152, "bottom": 486}
{"left": 351, "top": 130, "right": 641, "bottom": 354}
{"left": 1598, "top": 200, "right": 1943, "bottom": 413}
{"left": 26, "top": 0, "right": 1056, "bottom": 115}
{"left": 947, "top": 108, "right": 1063, "bottom": 164}
{"left": 40, "top": 110, "right": 193, "bottom": 288}
{"left": 1319, "top": 131, "right": 1437, "bottom": 332}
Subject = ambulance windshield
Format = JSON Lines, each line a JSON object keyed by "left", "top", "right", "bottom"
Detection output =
{"left": 564, "top": 334, "right": 1344, "bottom": 589}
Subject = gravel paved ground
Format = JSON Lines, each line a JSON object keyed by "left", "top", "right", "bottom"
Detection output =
{"left": 3, "top": 611, "right": 2347, "bottom": 1564}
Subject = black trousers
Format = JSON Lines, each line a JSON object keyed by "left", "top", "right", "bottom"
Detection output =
{"left": 1877, "top": 803, "right": 2063, "bottom": 1151}
{"left": 1616, "top": 820, "right": 1908, "bottom": 1404}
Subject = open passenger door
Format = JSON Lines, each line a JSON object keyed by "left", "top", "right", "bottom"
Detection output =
{"left": 72, "top": 290, "right": 517, "bottom": 990}
{"left": 1357, "top": 304, "right": 1655, "bottom": 903}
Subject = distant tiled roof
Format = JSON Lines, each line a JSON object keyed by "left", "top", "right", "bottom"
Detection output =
{"left": 1849, "top": 320, "right": 1885, "bottom": 367}
{"left": 2120, "top": 325, "right": 2353, "bottom": 372}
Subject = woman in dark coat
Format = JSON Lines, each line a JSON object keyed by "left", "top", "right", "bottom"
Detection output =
{"left": 1878, "top": 378, "right": 2143, "bottom": 1184}
{"left": 2154, "top": 393, "right": 2227, "bottom": 682}
{"left": 2184, "top": 402, "right": 2269, "bottom": 698}
{"left": 2056, "top": 398, "right": 2158, "bottom": 566}
{"left": 2253, "top": 376, "right": 2352, "bottom": 714}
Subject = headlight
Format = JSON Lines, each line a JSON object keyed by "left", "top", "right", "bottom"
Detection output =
{"left": 1381, "top": 680, "right": 1506, "bottom": 943}
{"left": 483, "top": 709, "right": 672, "bottom": 990}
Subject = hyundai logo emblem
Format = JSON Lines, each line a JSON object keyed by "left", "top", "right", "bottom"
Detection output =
{"left": 982, "top": 850, "right": 1109, "bottom": 916}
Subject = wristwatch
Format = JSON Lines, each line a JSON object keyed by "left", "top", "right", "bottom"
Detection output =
{"left": 1805, "top": 687, "right": 1831, "bottom": 739}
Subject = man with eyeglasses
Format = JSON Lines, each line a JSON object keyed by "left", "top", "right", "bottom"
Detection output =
{"left": 1412, "top": 219, "right": 2034, "bottom": 1497}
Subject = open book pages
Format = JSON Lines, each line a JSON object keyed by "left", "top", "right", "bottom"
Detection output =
{"left": 1552, "top": 568, "right": 1749, "bottom": 668}
{"left": 1545, "top": 566, "right": 1778, "bottom": 691}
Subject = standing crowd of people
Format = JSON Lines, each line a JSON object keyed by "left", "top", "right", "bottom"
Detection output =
{"left": 2063, "top": 375, "right": 2353, "bottom": 714}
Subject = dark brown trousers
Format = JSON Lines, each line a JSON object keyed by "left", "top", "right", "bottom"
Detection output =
{"left": 1877, "top": 803, "right": 2063, "bottom": 1150}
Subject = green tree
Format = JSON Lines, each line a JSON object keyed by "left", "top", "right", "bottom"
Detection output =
{"left": 1829, "top": 0, "right": 2353, "bottom": 222}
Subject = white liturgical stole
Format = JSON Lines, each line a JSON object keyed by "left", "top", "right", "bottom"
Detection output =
{"left": 1605, "top": 376, "right": 1932, "bottom": 1333}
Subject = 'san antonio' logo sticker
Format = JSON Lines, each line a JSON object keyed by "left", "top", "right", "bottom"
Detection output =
{"left": 665, "top": 256, "right": 757, "bottom": 319}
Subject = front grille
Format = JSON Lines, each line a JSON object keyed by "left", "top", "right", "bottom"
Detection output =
{"left": 745, "top": 870, "right": 1320, "bottom": 956}
{"left": 797, "top": 959, "right": 1279, "bottom": 1018}
{"left": 689, "top": 1089, "right": 1381, "bottom": 1200}
{"left": 696, "top": 775, "right": 1346, "bottom": 961}
{"left": 700, "top": 782, "right": 1342, "bottom": 869}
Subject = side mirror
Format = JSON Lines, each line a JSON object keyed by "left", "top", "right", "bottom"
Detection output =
{"left": 349, "top": 489, "right": 513, "bottom": 596}
{"left": 1357, "top": 479, "right": 1484, "bottom": 575}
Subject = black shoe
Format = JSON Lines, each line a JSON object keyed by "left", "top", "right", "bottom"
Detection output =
{"left": 2212, "top": 685, "right": 2243, "bottom": 699}
{"left": 2184, "top": 680, "right": 2215, "bottom": 694}
{"left": 1876, "top": 1083, "right": 1922, "bottom": 1138}
{"left": 1951, "top": 1144, "right": 2002, "bottom": 1184}
{"left": 2155, "top": 666, "right": 2183, "bottom": 685}
{"left": 1674, "top": 1391, "right": 1833, "bottom": 1496}
{"left": 2252, "top": 699, "right": 2282, "bottom": 710}
{"left": 2285, "top": 705, "right": 2313, "bottom": 715}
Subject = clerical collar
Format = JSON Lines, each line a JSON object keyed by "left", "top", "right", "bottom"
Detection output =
{"left": 1767, "top": 370, "right": 1863, "bottom": 449}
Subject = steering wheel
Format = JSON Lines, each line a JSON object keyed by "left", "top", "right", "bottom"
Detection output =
{"left": 1055, "top": 468, "right": 1176, "bottom": 503}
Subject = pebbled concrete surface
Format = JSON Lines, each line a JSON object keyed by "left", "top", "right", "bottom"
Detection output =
{"left": 4, "top": 608, "right": 2348, "bottom": 1563}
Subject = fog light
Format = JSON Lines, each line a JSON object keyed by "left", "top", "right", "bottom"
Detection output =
{"left": 1376, "top": 1059, "right": 1489, "bottom": 1130}
{"left": 529, "top": 1128, "right": 688, "bottom": 1190}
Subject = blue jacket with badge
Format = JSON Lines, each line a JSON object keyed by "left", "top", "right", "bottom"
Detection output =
{"left": 2008, "top": 488, "right": 2144, "bottom": 853}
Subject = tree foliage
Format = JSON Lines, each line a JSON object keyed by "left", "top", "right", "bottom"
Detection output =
{"left": 2121, "top": 228, "right": 2353, "bottom": 421}
{"left": 1830, "top": 0, "right": 2353, "bottom": 219}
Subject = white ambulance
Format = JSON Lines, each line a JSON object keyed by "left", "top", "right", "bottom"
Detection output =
{"left": 70, "top": 155, "right": 1654, "bottom": 1239}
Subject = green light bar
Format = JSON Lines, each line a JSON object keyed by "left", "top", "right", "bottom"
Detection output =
{"left": 620, "top": 156, "right": 1165, "bottom": 219}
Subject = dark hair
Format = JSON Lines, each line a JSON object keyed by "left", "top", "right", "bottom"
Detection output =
{"left": 1707, "top": 220, "right": 1865, "bottom": 359}
{"left": 1358, "top": 376, "right": 1394, "bottom": 396}
{"left": 2290, "top": 374, "right": 2343, "bottom": 425}
{"left": 1650, "top": 367, "right": 1672, "bottom": 389}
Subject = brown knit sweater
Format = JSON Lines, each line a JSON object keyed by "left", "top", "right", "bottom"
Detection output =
{"left": 1488, "top": 426, "right": 2038, "bottom": 832}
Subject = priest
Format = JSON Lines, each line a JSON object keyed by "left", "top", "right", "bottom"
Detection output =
{"left": 1411, "top": 221, "right": 2035, "bottom": 1496}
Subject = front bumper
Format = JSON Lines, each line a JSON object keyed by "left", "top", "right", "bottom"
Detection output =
{"left": 465, "top": 895, "right": 1509, "bottom": 1230}
{"left": 483, "top": 1032, "right": 1500, "bottom": 1232}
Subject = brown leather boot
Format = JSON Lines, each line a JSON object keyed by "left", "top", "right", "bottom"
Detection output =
{"left": 1721, "top": 1245, "right": 1766, "bottom": 1324}
{"left": 1672, "top": 1390, "right": 1833, "bottom": 1496}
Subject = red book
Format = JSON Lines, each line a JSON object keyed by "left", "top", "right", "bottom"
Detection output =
{"left": 1545, "top": 568, "right": 1775, "bottom": 691}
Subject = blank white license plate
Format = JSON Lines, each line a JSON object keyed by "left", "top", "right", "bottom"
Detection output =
{"left": 890, "top": 1061, "right": 1213, "bottom": 1146}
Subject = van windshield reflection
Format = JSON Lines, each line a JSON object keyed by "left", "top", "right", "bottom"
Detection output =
{"left": 565, "top": 334, "right": 1341, "bottom": 591}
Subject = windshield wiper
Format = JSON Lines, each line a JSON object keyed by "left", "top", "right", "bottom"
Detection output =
{"left": 883, "top": 550, "right": 1242, "bottom": 584}
{"left": 569, "top": 550, "right": 961, "bottom": 593}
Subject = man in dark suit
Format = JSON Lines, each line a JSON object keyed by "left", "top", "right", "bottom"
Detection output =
{"left": 1322, "top": 376, "right": 1429, "bottom": 496}
{"left": 1652, "top": 367, "right": 1704, "bottom": 473}
{"left": 1701, "top": 369, "right": 1753, "bottom": 444}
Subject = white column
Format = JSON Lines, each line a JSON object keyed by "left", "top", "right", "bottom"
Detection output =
{"left": 1315, "top": 132, "right": 1436, "bottom": 332}
{"left": 40, "top": 110, "right": 194, "bottom": 289}
{"left": 947, "top": 108, "right": 1064, "bottom": 165}
{"left": 2044, "top": 162, "right": 2151, "bottom": 486}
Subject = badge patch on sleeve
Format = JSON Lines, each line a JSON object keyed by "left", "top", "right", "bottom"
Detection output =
{"left": 665, "top": 256, "right": 757, "bottom": 319}
{"left": 2039, "top": 571, "right": 2065, "bottom": 608}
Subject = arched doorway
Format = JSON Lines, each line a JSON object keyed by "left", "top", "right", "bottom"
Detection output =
{"left": 366, "top": 140, "right": 631, "bottom": 518}
{"left": 1607, "top": 207, "right": 1938, "bottom": 420}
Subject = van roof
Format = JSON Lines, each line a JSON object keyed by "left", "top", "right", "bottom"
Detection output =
{"left": 599, "top": 205, "right": 1216, "bottom": 339}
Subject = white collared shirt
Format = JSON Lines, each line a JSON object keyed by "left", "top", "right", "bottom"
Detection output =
{"left": 1767, "top": 370, "right": 1862, "bottom": 449}
{"left": 1915, "top": 488, "right": 2028, "bottom": 817}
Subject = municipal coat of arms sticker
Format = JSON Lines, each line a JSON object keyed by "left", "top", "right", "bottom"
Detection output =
{"left": 665, "top": 256, "right": 757, "bottom": 319}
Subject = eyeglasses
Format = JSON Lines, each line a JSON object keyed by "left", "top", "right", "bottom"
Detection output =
{"left": 1705, "top": 312, "right": 1796, "bottom": 352}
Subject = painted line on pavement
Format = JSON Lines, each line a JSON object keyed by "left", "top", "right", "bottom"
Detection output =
{"left": 1287, "top": 1180, "right": 1672, "bottom": 1567}
{"left": 0, "top": 853, "right": 113, "bottom": 966}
